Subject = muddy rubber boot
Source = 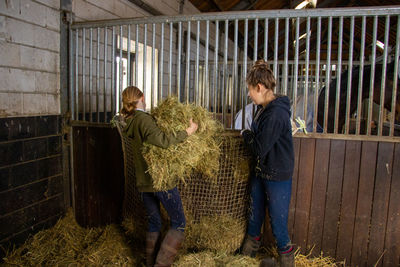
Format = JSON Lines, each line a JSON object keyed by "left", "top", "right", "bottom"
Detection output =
{"left": 241, "top": 234, "right": 261, "bottom": 258}
{"left": 154, "top": 229, "right": 184, "bottom": 267}
{"left": 259, "top": 257, "right": 277, "bottom": 267}
{"left": 146, "top": 232, "right": 160, "bottom": 267}
{"left": 279, "top": 247, "right": 295, "bottom": 267}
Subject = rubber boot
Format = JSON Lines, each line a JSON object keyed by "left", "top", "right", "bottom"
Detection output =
{"left": 154, "top": 229, "right": 184, "bottom": 267}
{"left": 146, "top": 232, "right": 160, "bottom": 267}
{"left": 241, "top": 234, "right": 261, "bottom": 258}
{"left": 259, "top": 247, "right": 294, "bottom": 267}
{"left": 279, "top": 247, "right": 295, "bottom": 267}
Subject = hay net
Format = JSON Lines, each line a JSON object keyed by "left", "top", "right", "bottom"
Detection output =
{"left": 115, "top": 115, "right": 251, "bottom": 253}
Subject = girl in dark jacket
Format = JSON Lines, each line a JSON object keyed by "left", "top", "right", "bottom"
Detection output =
{"left": 121, "top": 86, "right": 198, "bottom": 267}
{"left": 241, "top": 60, "right": 295, "bottom": 267}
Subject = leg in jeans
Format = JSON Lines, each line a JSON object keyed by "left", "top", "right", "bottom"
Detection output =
{"left": 155, "top": 187, "right": 186, "bottom": 232}
{"left": 141, "top": 192, "right": 163, "bottom": 232}
{"left": 264, "top": 178, "right": 292, "bottom": 252}
{"left": 247, "top": 174, "right": 266, "bottom": 237}
{"left": 154, "top": 187, "right": 186, "bottom": 266}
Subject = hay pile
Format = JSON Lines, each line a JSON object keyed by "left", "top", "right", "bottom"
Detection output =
{"left": 3, "top": 210, "right": 136, "bottom": 266}
{"left": 143, "top": 97, "right": 223, "bottom": 191}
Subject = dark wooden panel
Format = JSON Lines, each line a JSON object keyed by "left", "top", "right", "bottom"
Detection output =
{"left": 321, "top": 140, "right": 345, "bottom": 257}
{"left": 367, "top": 142, "right": 394, "bottom": 267}
{"left": 73, "top": 126, "right": 124, "bottom": 227}
{"left": 293, "top": 138, "right": 315, "bottom": 253}
{"left": 288, "top": 137, "right": 301, "bottom": 239}
{"left": 351, "top": 141, "right": 378, "bottom": 266}
{"left": 336, "top": 140, "right": 362, "bottom": 263}
{"left": 383, "top": 143, "right": 400, "bottom": 266}
{"left": 307, "top": 138, "right": 330, "bottom": 255}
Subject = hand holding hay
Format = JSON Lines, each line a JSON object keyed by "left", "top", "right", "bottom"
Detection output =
{"left": 142, "top": 97, "right": 223, "bottom": 191}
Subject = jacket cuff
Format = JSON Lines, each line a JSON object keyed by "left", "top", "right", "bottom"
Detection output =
{"left": 176, "top": 130, "right": 188, "bottom": 141}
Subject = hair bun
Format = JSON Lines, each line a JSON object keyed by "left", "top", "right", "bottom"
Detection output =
{"left": 253, "top": 59, "right": 269, "bottom": 69}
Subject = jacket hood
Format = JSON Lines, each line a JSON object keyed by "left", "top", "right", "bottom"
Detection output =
{"left": 266, "top": 95, "right": 291, "bottom": 116}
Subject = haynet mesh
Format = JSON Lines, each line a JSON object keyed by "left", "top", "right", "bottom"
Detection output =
{"left": 116, "top": 121, "right": 251, "bottom": 253}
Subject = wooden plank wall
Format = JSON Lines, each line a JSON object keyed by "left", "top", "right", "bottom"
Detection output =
{"left": 279, "top": 137, "right": 400, "bottom": 266}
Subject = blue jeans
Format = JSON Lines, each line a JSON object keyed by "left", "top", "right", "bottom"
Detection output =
{"left": 141, "top": 187, "right": 186, "bottom": 232}
{"left": 247, "top": 175, "right": 292, "bottom": 251}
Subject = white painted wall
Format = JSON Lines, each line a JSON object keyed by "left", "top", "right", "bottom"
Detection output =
{"left": 0, "top": 0, "right": 61, "bottom": 117}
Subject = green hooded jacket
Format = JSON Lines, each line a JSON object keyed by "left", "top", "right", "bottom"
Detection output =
{"left": 123, "top": 110, "right": 188, "bottom": 192}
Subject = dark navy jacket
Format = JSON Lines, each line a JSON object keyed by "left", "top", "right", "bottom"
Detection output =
{"left": 242, "top": 96, "right": 294, "bottom": 181}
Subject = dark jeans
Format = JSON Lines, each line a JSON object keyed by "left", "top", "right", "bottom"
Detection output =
{"left": 141, "top": 187, "right": 186, "bottom": 233}
{"left": 247, "top": 175, "right": 292, "bottom": 251}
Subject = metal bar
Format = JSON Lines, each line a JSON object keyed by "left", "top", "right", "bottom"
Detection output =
{"left": 82, "top": 29, "right": 86, "bottom": 119}
{"left": 96, "top": 27, "right": 100, "bottom": 122}
{"left": 264, "top": 18, "right": 268, "bottom": 61}
{"left": 151, "top": 23, "right": 155, "bottom": 109}
{"left": 345, "top": 16, "right": 354, "bottom": 135}
{"left": 334, "top": 16, "right": 343, "bottom": 134}
{"left": 185, "top": 21, "right": 191, "bottom": 104}
{"left": 367, "top": 16, "right": 378, "bottom": 135}
{"left": 72, "top": 6, "right": 400, "bottom": 29}
{"left": 205, "top": 20, "right": 210, "bottom": 109}
{"left": 356, "top": 16, "right": 366, "bottom": 135}
{"left": 254, "top": 18, "right": 258, "bottom": 61}
{"left": 169, "top": 22, "right": 173, "bottom": 96}
{"left": 378, "top": 15, "right": 390, "bottom": 136}
{"left": 119, "top": 26, "right": 123, "bottom": 113}
{"left": 195, "top": 21, "right": 200, "bottom": 105}
{"left": 390, "top": 15, "right": 400, "bottom": 136}
{"left": 127, "top": 25, "right": 131, "bottom": 86}
{"left": 111, "top": 27, "right": 115, "bottom": 116}
{"left": 313, "top": 17, "right": 321, "bottom": 133}
{"left": 69, "top": 26, "right": 74, "bottom": 121}
{"left": 214, "top": 20, "right": 219, "bottom": 112}
{"left": 323, "top": 16, "right": 332, "bottom": 133}
{"left": 242, "top": 18, "right": 248, "bottom": 129}
{"left": 273, "top": 18, "right": 279, "bottom": 91}
{"left": 143, "top": 24, "right": 147, "bottom": 99}
{"left": 75, "top": 29, "right": 78, "bottom": 120}
{"left": 293, "top": 17, "right": 300, "bottom": 121}
{"left": 103, "top": 27, "right": 107, "bottom": 122}
{"left": 135, "top": 25, "right": 139, "bottom": 87}
{"left": 233, "top": 19, "right": 238, "bottom": 128}
{"left": 89, "top": 28, "right": 93, "bottom": 122}
{"left": 222, "top": 20, "right": 228, "bottom": 126}
{"left": 284, "top": 17, "right": 289, "bottom": 95}
{"left": 304, "top": 16, "right": 311, "bottom": 125}
{"left": 177, "top": 22, "right": 182, "bottom": 99}
{"left": 160, "top": 23, "right": 164, "bottom": 102}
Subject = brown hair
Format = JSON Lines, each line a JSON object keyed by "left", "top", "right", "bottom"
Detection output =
{"left": 246, "top": 59, "right": 276, "bottom": 90}
{"left": 120, "top": 86, "right": 144, "bottom": 117}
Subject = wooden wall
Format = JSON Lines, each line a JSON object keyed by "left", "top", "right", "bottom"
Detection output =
{"left": 71, "top": 125, "right": 399, "bottom": 266}
{"left": 277, "top": 137, "right": 400, "bottom": 267}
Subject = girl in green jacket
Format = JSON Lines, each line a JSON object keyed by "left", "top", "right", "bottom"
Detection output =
{"left": 121, "top": 86, "right": 198, "bottom": 267}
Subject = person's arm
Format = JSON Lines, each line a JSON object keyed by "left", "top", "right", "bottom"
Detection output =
{"left": 242, "top": 113, "right": 283, "bottom": 160}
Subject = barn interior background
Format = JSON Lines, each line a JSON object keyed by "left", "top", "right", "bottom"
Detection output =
{"left": 1, "top": 0, "right": 400, "bottom": 266}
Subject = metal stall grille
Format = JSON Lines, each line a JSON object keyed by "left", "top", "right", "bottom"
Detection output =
{"left": 69, "top": 6, "right": 400, "bottom": 138}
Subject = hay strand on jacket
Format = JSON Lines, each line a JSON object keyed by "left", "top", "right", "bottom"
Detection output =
{"left": 143, "top": 97, "right": 223, "bottom": 190}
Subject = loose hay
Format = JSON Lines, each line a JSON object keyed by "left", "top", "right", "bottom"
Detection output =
{"left": 183, "top": 215, "right": 246, "bottom": 253}
{"left": 173, "top": 251, "right": 259, "bottom": 267}
{"left": 143, "top": 97, "right": 223, "bottom": 190}
{"left": 3, "top": 209, "right": 136, "bottom": 266}
{"left": 174, "top": 247, "right": 343, "bottom": 267}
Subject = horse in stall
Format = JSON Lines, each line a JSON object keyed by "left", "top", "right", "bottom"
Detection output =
{"left": 316, "top": 59, "right": 400, "bottom": 134}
